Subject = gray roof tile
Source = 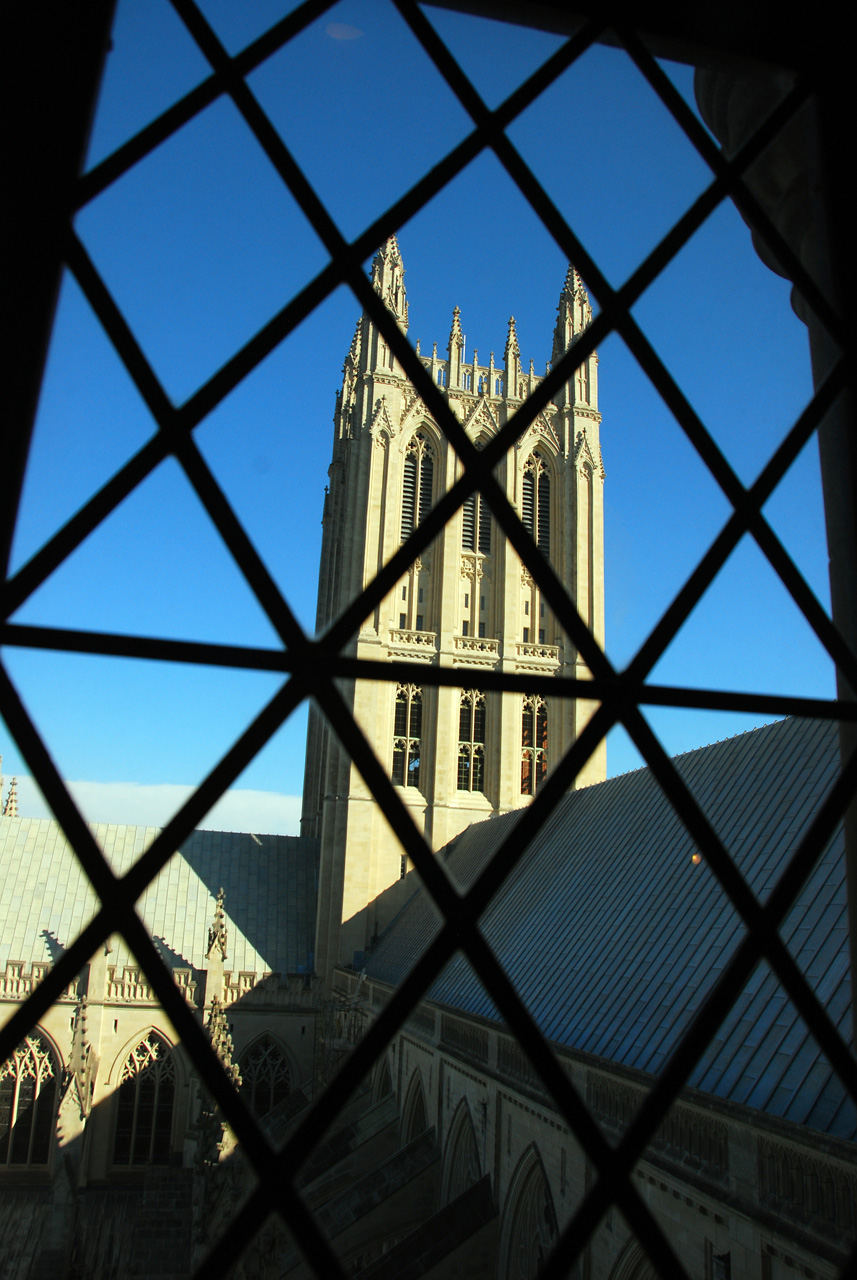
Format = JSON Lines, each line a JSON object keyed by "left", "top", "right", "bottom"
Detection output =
{"left": 0, "top": 822, "right": 318, "bottom": 977}
{"left": 364, "top": 717, "right": 855, "bottom": 1140}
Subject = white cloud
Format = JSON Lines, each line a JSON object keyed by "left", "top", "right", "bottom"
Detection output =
{"left": 10, "top": 776, "right": 302, "bottom": 836}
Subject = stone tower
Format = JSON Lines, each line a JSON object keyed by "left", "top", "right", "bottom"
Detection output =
{"left": 302, "top": 238, "right": 605, "bottom": 975}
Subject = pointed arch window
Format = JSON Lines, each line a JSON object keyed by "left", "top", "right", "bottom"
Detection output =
{"left": 458, "top": 691, "right": 486, "bottom": 792}
{"left": 462, "top": 492, "right": 492, "bottom": 554}
{"left": 521, "top": 695, "right": 548, "bottom": 796}
{"left": 393, "top": 684, "right": 422, "bottom": 788}
{"left": 521, "top": 454, "right": 550, "bottom": 556}
{"left": 401, "top": 433, "right": 434, "bottom": 541}
{"left": 0, "top": 1034, "right": 57, "bottom": 1166}
{"left": 113, "top": 1031, "right": 175, "bottom": 1166}
{"left": 239, "top": 1037, "right": 291, "bottom": 1119}
{"left": 501, "top": 1151, "right": 559, "bottom": 1280}
{"left": 401, "top": 1071, "right": 429, "bottom": 1144}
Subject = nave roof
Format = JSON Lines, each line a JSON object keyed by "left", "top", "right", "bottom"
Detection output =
{"left": 0, "top": 821, "right": 318, "bottom": 979}
{"left": 364, "top": 716, "right": 855, "bottom": 1140}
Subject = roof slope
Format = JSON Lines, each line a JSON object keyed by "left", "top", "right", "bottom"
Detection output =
{"left": 364, "top": 717, "right": 855, "bottom": 1140}
{"left": 0, "top": 821, "right": 318, "bottom": 977}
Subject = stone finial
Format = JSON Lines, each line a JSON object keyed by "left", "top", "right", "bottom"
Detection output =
{"left": 505, "top": 316, "right": 520, "bottom": 360}
{"left": 448, "top": 305, "right": 464, "bottom": 350}
{"left": 447, "top": 306, "right": 465, "bottom": 389}
{"left": 2, "top": 777, "right": 18, "bottom": 818}
{"left": 206, "top": 887, "right": 228, "bottom": 962}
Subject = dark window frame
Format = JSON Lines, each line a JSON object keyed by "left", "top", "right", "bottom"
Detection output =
{"left": 3, "top": 5, "right": 856, "bottom": 1279}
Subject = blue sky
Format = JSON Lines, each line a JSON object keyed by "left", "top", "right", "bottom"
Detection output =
{"left": 1, "top": 0, "right": 832, "bottom": 833}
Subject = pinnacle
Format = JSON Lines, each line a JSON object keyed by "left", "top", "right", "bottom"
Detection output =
{"left": 383, "top": 232, "right": 402, "bottom": 262}
{"left": 449, "top": 305, "right": 463, "bottom": 345}
{"left": 561, "top": 263, "right": 586, "bottom": 298}
{"left": 2, "top": 777, "right": 17, "bottom": 818}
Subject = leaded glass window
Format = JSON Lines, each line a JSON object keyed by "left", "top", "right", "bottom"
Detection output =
{"left": 521, "top": 695, "right": 548, "bottom": 796}
{"left": 239, "top": 1037, "right": 291, "bottom": 1119}
{"left": 113, "top": 1031, "right": 175, "bottom": 1166}
{"left": 458, "top": 691, "right": 486, "bottom": 792}
{"left": 392, "top": 685, "right": 423, "bottom": 788}
{"left": 0, "top": 1034, "right": 57, "bottom": 1166}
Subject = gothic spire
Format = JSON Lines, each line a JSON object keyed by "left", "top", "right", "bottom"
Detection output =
{"left": 448, "top": 305, "right": 464, "bottom": 352}
{"left": 504, "top": 316, "right": 521, "bottom": 397}
{"left": 448, "top": 305, "right": 464, "bottom": 387}
{"left": 551, "top": 263, "right": 593, "bottom": 365}
{"left": 505, "top": 316, "right": 520, "bottom": 361}
{"left": 370, "top": 234, "right": 408, "bottom": 329}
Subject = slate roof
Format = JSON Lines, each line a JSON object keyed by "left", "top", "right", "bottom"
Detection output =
{"left": 0, "top": 821, "right": 318, "bottom": 977}
{"left": 364, "top": 717, "right": 856, "bottom": 1140}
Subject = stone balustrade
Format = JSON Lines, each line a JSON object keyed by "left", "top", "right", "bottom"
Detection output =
{"left": 452, "top": 635, "right": 501, "bottom": 663}
{"left": 388, "top": 629, "right": 438, "bottom": 654}
{"left": 515, "top": 641, "right": 561, "bottom": 665}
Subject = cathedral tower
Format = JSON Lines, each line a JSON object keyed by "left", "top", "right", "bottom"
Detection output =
{"left": 302, "top": 240, "right": 605, "bottom": 975}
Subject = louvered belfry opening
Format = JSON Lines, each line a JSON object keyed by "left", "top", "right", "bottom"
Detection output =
{"left": 3, "top": 3, "right": 856, "bottom": 1280}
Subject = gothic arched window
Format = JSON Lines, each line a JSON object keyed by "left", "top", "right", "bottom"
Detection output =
{"left": 442, "top": 1101, "right": 482, "bottom": 1205}
{"left": 401, "top": 433, "right": 434, "bottom": 541}
{"left": 239, "top": 1036, "right": 291, "bottom": 1119}
{"left": 501, "top": 1149, "right": 559, "bottom": 1280}
{"left": 458, "top": 691, "right": 486, "bottom": 792}
{"left": 113, "top": 1031, "right": 175, "bottom": 1166}
{"left": 521, "top": 695, "right": 548, "bottom": 796}
{"left": 392, "top": 684, "right": 422, "bottom": 788}
{"left": 0, "top": 1034, "right": 57, "bottom": 1166}
{"left": 401, "top": 1070, "right": 429, "bottom": 1145}
{"left": 521, "top": 454, "right": 550, "bottom": 556}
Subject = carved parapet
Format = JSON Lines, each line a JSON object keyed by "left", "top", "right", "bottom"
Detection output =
{"left": 221, "top": 970, "right": 319, "bottom": 1008}
{"left": 0, "top": 960, "right": 78, "bottom": 1001}
{"left": 388, "top": 628, "right": 438, "bottom": 657}
{"left": 173, "top": 968, "right": 199, "bottom": 1005}
{"left": 453, "top": 635, "right": 500, "bottom": 666}
{"left": 105, "top": 966, "right": 157, "bottom": 1003}
{"left": 440, "top": 1012, "right": 489, "bottom": 1064}
{"left": 515, "top": 642, "right": 561, "bottom": 669}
